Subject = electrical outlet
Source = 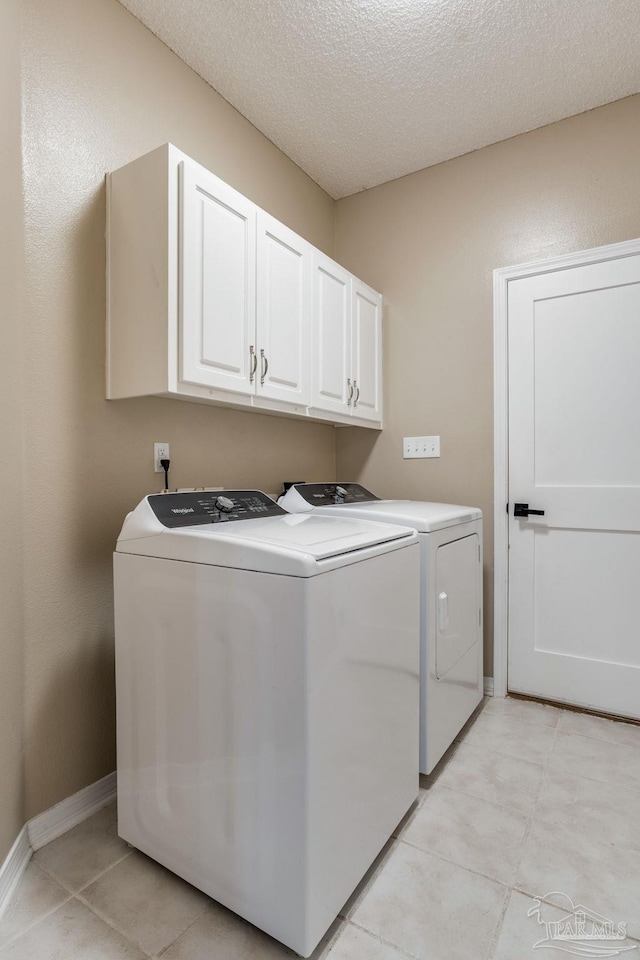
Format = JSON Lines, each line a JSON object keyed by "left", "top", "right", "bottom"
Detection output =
{"left": 403, "top": 436, "right": 440, "bottom": 459}
{"left": 153, "top": 442, "right": 170, "bottom": 473}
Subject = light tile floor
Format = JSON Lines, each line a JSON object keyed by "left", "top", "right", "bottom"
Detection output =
{"left": 2, "top": 696, "right": 639, "bottom": 959}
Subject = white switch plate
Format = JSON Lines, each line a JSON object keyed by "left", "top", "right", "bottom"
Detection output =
{"left": 153, "top": 442, "right": 170, "bottom": 473}
{"left": 403, "top": 436, "right": 440, "bottom": 459}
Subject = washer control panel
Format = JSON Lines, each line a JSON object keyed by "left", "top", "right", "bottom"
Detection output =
{"left": 292, "top": 482, "right": 380, "bottom": 506}
{"left": 148, "top": 490, "right": 286, "bottom": 527}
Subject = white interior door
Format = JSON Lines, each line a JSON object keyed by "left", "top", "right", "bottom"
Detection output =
{"left": 507, "top": 251, "right": 640, "bottom": 718}
{"left": 351, "top": 281, "right": 382, "bottom": 422}
{"left": 256, "top": 212, "right": 311, "bottom": 405}
{"left": 179, "top": 160, "right": 256, "bottom": 393}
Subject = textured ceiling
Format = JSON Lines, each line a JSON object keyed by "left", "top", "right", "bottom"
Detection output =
{"left": 117, "top": 0, "right": 640, "bottom": 199}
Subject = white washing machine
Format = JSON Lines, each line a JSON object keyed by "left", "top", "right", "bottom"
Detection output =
{"left": 114, "top": 490, "right": 420, "bottom": 957}
{"left": 279, "top": 483, "right": 483, "bottom": 774}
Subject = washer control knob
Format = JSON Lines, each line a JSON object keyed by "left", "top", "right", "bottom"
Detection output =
{"left": 215, "top": 495, "right": 235, "bottom": 513}
{"left": 335, "top": 485, "right": 348, "bottom": 500}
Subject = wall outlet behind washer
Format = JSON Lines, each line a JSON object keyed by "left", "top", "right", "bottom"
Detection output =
{"left": 153, "top": 442, "right": 170, "bottom": 473}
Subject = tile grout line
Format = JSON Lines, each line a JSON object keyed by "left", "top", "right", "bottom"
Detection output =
{"left": 0, "top": 890, "right": 74, "bottom": 953}
{"left": 4, "top": 699, "right": 638, "bottom": 958}
{"left": 314, "top": 917, "right": 351, "bottom": 960}
{"left": 154, "top": 910, "right": 202, "bottom": 958}
{"left": 399, "top": 715, "right": 563, "bottom": 892}
{"left": 341, "top": 721, "right": 530, "bottom": 934}
{"left": 359, "top": 704, "right": 569, "bottom": 960}
{"left": 347, "top": 917, "right": 426, "bottom": 960}
{"left": 0, "top": 868, "right": 153, "bottom": 960}
{"left": 459, "top": 711, "right": 640, "bottom": 795}
{"left": 19, "top": 850, "right": 163, "bottom": 957}
{"left": 510, "top": 882, "right": 640, "bottom": 947}
{"left": 153, "top": 904, "right": 207, "bottom": 960}
{"left": 483, "top": 711, "right": 563, "bottom": 959}
{"left": 447, "top": 735, "right": 549, "bottom": 767}
{"left": 0, "top": 823, "right": 136, "bottom": 953}
{"left": 396, "top": 835, "right": 513, "bottom": 893}
{"left": 555, "top": 723, "right": 640, "bottom": 749}
{"left": 72, "top": 857, "right": 211, "bottom": 959}
{"left": 152, "top": 896, "right": 216, "bottom": 959}
{"left": 460, "top": 713, "right": 560, "bottom": 762}
{"left": 338, "top": 834, "right": 400, "bottom": 920}
{"left": 544, "top": 728, "right": 640, "bottom": 795}
{"left": 33, "top": 846, "right": 134, "bottom": 899}
{"left": 421, "top": 777, "right": 541, "bottom": 817}
{"left": 73, "top": 889, "right": 157, "bottom": 958}
{"left": 494, "top": 708, "right": 640, "bottom": 954}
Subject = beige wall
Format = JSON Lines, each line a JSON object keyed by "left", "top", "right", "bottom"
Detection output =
{"left": 15, "top": 0, "right": 335, "bottom": 827}
{"left": 334, "top": 94, "right": 640, "bottom": 676}
{"left": 0, "top": 0, "right": 26, "bottom": 860}
{"left": 6, "top": 0, "right": 640, "bottom": 862}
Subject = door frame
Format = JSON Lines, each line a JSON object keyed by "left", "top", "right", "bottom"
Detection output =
{"left": 492, "top": 236, "right": 640, "bottom": 699}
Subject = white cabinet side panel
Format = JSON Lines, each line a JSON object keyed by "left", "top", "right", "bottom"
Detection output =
{"left": 107, "top": 145, "right": 171, "bottom": 398}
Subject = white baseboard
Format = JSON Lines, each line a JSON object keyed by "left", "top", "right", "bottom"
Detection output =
{"left": 0, "top": 826, "right": 32, "bottom": 922}
{"left": 1, "top": 771, "right": 117, "bottom": 918}
{"left": 483, "top": 676, "right": 495, "bottom": 696}
{"left": 28, "top": 771, "right": 117, "bottom": 852}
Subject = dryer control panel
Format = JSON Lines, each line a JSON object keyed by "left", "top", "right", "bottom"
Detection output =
{"left": 291, "top": 483, "right": 380, "bottom": 506}
{"left": 148, "top": 490, "right": 286, "bottom": 528}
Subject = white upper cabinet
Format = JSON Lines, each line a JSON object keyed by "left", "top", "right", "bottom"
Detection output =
{"left": 311, "top": 253, "right": 382, "bottom": 422}
{"left": 256, "top": 212, "right": 311, "bottom": 406}
{"left": 180, "top": 161, "right": 256, "bottom": 393}
{"left": 181, "top": 168, "right": 310, "bottom": 406}
{"left": 351, "top": 279, "right": 382, "bottom": 422}
{"left": 107, "top": 144, "right": 382, "bottom": 428}
{"left": 312, "top": 252, "right": 352, "bottom": 415}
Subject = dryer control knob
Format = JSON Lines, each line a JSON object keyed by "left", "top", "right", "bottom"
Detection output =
{"left": 335, "top": 485, "right": 348, "bottom": 500}
{"left": 215, "top": 496, "right": 235, "bottom": 513}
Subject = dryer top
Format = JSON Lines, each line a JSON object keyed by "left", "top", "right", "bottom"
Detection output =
{"left": 279, "top": 483, "right": 482, "bottom": 532}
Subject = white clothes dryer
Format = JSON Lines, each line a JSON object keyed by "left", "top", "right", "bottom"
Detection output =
{"left": 114, "top": 490, "right": 420, "bottom": 957}
{"left": 279, "top": 483, "right": 483, "bottom": 774}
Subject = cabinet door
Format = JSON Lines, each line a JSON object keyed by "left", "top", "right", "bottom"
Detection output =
{"left": 351, "top": 280, "right": 382, "bottom": 422}
{"left": 256, "top": 213, "right": 311, "bottom": 405}
{"left": 311, "top": 252, "right": 352, "bottom": 414}
{"left": 179, "top": 160, "right": 256, "bottom": 393}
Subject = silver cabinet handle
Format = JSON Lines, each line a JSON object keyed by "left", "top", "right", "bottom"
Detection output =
{"left": 347, "top": 378, "right": 354, "bottom": 406}
{"left": 354, "top": 381, "right": 360, "bottom": 407}
{"left": 249, "top": 345, "right": 257, "bottom": 383}
{"left": 260, "top": 349, "right": 268, "bottom": 386}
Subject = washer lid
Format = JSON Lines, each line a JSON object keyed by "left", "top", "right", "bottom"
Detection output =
{"left": 280, "top": 483, "right": 481, "bottom": 532}
{"left": 116, "top": 492, "right": 417, "bottom": 576}
{"left": 196, "top": 512, "right": 414, "bottom": 559}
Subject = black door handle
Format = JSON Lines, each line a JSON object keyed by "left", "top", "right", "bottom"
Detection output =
{"left": 514, "top": 502, "right": 545, "bottom": 518}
